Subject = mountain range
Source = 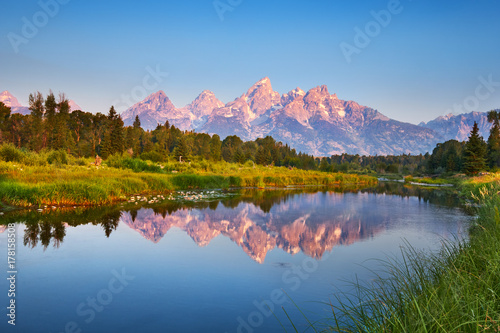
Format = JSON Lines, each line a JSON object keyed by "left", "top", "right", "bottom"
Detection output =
{"left": 120, "top": 199, "right": 386, "bottom": 263}
{"left": 0, "top": 90, "right": 82, "bottom": 115}
{"left": 2, "top": 80, "right": 495, "bottom": 156}
{"left": 119, "top": 77, "right": 494, "bottom": 156}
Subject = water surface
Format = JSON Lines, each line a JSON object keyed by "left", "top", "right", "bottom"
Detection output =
{"left": 0, "top": 184, "right": 472, "bottom": 332}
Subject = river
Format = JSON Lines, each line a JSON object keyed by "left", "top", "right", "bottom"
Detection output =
{"left": 0, "top": 183, "right": 473, "bottom": 332}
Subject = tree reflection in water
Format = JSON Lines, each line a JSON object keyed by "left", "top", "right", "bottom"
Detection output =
{"left": 5, "top": 184, "right": 466, "bottom": 256}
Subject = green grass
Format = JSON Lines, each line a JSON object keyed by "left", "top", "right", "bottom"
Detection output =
{"left": 404, "top": 176, "right": 455, "bottom": 185}
{"left": 0, "top": 149, "right": 377, "bottom": 207}
{"left": 315, "top": 173, "right": 500, "bottom": 332}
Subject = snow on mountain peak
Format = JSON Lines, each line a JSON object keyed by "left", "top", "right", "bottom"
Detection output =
{"left": 68, "top": 100, "right": 82, "bottom": 111}
{"left": 0, "top": 91, "right": 22, "bottom": 107}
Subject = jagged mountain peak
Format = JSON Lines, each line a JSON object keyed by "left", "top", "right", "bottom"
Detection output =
{"left": 149, "top": 90, "right": 169, "bottom": 101}
{"left": 118, "top": 78, "right": 472, "bottom": 156}
{"left": 288, "top": 87, "right": 306, "bottom": 97}
{"left": 245, "top": 77, "right": 274, "bottom": 97}
{"left": 305, "top": 85, "right": 330, "bottom": 99}
{"left": 243, "top": 77, "right": 281, "bottom": 117}
{"left": 0, "top": 90, "right": 22, "bottom": 107}
{"left": 68, "top": 100, "right": 82, "bottom": 111}
{"left": 140, "top": 90, "right": 174, "bottom": 107}
{"left": 251, "top": 76, "right": 271, "bottom": 88}
{"left": 121, "top": 90, "right": 180, "bottom": 129}
{"left": 293, "top": 87, "right": 305, "bottom": 95}
{"left": 420, "top": 111, "right": 492, "bottom": 141}
{"left": 198, "top": 89, "right": 216, "bottom": 97}
{"left": 187, "top": 90, "right": 224, "bottom": 118}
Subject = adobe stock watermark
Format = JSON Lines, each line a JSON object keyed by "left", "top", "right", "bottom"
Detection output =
{"left": 52, "top": 268, "right": 135, "bottom": 333}
{"left": 111, "top": 64, "right": 169, "bottom": 111}
{"left": 235, "top": 253, "right": 331, "bottom": 333}
{"left": 6, "top": 223, "right": 18, "bottom": 326}
{"left": 7, "top": 0, "right": 71, "bottom": 54}
{"left": 445, "top": 74, "right": 500, "bottom": 116}
{"left": 340, "top": 0, "right": 407, "bottom": 64}
{"left": 213, "top": 0, "right": 243, "bottom": 22}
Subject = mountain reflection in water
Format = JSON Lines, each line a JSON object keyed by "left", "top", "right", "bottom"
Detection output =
{"left": 6, "top": 184, "right": 466, "bottom": 263}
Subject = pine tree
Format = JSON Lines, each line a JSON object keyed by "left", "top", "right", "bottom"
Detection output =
{"left": 210, "top": 134, "right": 221, "bottom": 161}
{"left": 55, "top": 94, "right": 75, "bottom": 152}
{"left": 463, "top": 121, "right": 487, "bottom": 175}
{"left": 69, "top": 110, "right": 93, "bottom": 157}
{"left": 111, "top": 114, "right": 125, "bottom": 155}
{"left": 319, "top": 157, "right": 330, "bottom": 172}
{"left": 91, "top": 113, "right": 107, "bottom": 156}
{"left": 194, "top": 133, "right": 211, "bottom": 160}
{"left": 133, "top": 115, "right": 141, "bottom": 129}
{"left": 174, "top": 136, "right": 190, "bottom": 162}
{"left": 486, "top": 110, "right": 500, "bottom": 169}
{"left": 0, "top": 102, "right": 11, "bottom": 144}
{"left": 44, "top": 92, "right": 57, "bottom": 149}
{"left": 101, "top": 106, "right": 124, "bottom": 158}
{"left": 256, "top": 146, "right": 271, "bottom": 165}
{"left": 28, "top": 92, "right": 45, "bottom": 151}
{"left": 233, "top": 147, "right": 245, "bottom": 164}
{"left": 9, "top": 114, "right": 26, "bottom": 148}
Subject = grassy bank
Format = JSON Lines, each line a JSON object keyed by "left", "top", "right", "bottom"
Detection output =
{"left": 0, "top": 151, "right": 376, "bottom": 207}
{"left": 404, "top": 175, "right": 456, "bottom": 185}
{"left": 323, "top": 173, "right": 500, "bottom": 332}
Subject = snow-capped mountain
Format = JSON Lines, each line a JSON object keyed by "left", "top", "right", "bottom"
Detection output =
{"left": 419, "top": 111, "right": 493, "bottom": 142}
{"left": 3, "top": 81, "right": 497, "bottom": 156}
{"left": 0, "top": 91, "right": 30, "bottom": 115}
{"left": 121, "top": 77, "right": 446, "bottom": 155}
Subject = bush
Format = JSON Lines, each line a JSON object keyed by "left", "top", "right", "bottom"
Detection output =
{"left": 71, "top": 157, "right": 88, "bottom": 166}
{"left": 22, "top": 151, "right": 48, "bottom": 166}
{"left": 106, "top": 154, "right": 164, "bottom": 173}
{"left": 139, "top": 151, "right": 165, "bottom": 163}
{"left": 0, "top": 143, "right": 24, "bottom": 162}
{"left": 244, "top": 160, "right": 255, "bottom": 168}
{"left": 47, "top": 150, "right": 69, "bottom": 165}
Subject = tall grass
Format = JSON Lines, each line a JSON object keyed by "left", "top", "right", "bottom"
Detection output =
{"left": 0, "top": 146, "right": 377, "bottom": 207}
{"left": 319, "top": 175, "right": 500, "bottom": 332}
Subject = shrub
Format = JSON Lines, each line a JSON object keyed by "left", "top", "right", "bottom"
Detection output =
{"left": 0, "top": 143, "right": 24, "bottom": 162}
{"left": 71, "top": 157, "right": 88, "bottom": 166}
{"left": 22, "top": 151, "right": 48, "bottom": 166}
{"left": 106, "top": 154, "right": 164, "bottom": 173}
{"left": 47, "top": 150, "right": 68, "bottom": 165}
{"left": 139, "top": 151, "right": 165, "bottom": 163}
{"left": 244, "top": 160, "right": 255, "bottom": 168}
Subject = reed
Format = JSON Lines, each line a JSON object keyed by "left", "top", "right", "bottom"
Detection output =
{"left": 0, "top": 146, "right": 377, "bottom": 207}
{"left": 316, "top": 174, "right": 500, "bottom": 332}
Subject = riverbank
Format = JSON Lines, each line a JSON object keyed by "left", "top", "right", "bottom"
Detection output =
{"left": 325, "top": 173, "right": 500, "bottom": 332}
{"left": 0, "top": 159, "right": 377, "bottom": 208}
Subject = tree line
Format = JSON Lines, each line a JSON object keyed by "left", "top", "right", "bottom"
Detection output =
{"left": 0, "top": 91, "right": 498, "bottom": 176}
{"left": 0, "top": 91, "right": 316, "bottom": 169}
{"left": 320, "top": 112, "right": 500, "bottom": 176}
{"left": 426, "top": 112, "right": 500, "bottom": 175}
{"left": 319, "top": 113, "right": 500, "bottom": 176}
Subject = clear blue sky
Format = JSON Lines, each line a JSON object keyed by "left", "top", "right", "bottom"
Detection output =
{"left": 1, "top": 0, "right": 499, "bottom": 124}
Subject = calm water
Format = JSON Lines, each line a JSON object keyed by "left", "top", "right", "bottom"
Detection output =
{"left": 0, "top": 184, "right": 472, "bottom": 333}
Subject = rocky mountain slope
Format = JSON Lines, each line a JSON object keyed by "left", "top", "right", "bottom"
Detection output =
{"left": 120, "top": 201, "right": 386, "bottom": 263}
{"left": 419, "top": 111, "right": 493, "bottom": 142}
{"left": 3, "top": 83, "right": 497, "bottom": 156}
{"left": 121, "top": 78, "right": 446, "bottom": 155}
{"left": 0, "top": 91, "right": 30, "bottom": 115}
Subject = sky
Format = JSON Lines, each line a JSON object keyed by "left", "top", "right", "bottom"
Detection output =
{"left": 1, "top": 0, "right": 500, "bottom": 124}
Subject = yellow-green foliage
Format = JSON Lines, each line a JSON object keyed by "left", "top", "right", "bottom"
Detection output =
{"left": 0, "top": 151, "right": 377, "bottom": 207}
{"left": 404, "top": 176, "right": 451, "bottom": 185}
